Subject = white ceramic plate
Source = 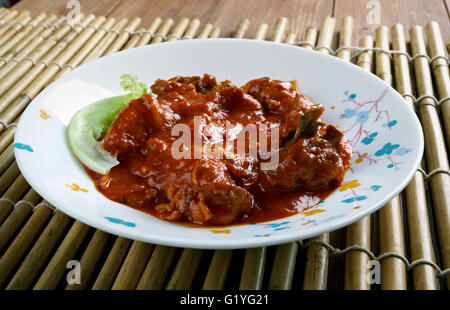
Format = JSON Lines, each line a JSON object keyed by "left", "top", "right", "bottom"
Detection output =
{"left": 14, "top": 39, "right": 423, "bottom": 249}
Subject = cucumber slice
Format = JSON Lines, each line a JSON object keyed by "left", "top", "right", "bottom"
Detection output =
{"left": 67, "top": 74, "right": 148, "bottom": 175}
{"left": 67, "top": 94, "right": 133, "bottom": 175}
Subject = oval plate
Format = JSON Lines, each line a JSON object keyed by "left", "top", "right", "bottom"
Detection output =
{"left": 14, "top": 39, "right": 423, "bottom": 249}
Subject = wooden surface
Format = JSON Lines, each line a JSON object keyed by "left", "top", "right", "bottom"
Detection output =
{"left": 12, "top": 0, "right": 450, "bottom": 43}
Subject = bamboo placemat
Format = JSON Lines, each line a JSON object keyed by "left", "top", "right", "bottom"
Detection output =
{"left": 0, "top": 8, "right": 448, "bottom": 290}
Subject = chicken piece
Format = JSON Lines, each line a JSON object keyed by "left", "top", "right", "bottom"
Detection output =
{"left": 166, "top": 159, "right": 253, "bottom": 225}
{"left": 103, "top": 94, "right": 179, "bottom": 157}
{"left": 151, "top": 73, "right": 234, "bottom": 96}
{"left": 241, "top": 77, "right": 324, "bottom": 138}
{"left": 260, "top": 124, "right": 352, "bottom": 191}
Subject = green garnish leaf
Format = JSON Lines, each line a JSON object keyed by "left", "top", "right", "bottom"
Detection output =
{"left": 67, "top": 74, "right": 148, "bottom": 175}
{"left": 119, "top": 73, "right": 147, "bottom": 98}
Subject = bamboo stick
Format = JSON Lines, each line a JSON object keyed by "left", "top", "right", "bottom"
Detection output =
{"left": 82, "top": 17, "right": 128, "bottom": 63}
{"left": 254, "top": 23, "right": 268, "bottom": 40}
{"left": 33, "top": 220, "right": 90, "bottom": 289}
{"left": 103, "top": 17, "right": 141, "bottom": 55}
{"left": 0, "top": 119, "right": 16, "bottom": 153}
{"left": 65, "top": 230, "right": 110, "bottom": 290}
{"left": 122, "top": 17, "right": 162, "bottom": 50}
{"left": 410, "top": 25, "right": 450, "bottom": 286}
{"left": 270, "top": 17, "right": 288, "bottom": 43}
{"left": 210, "top": 27, "right": 221, "bottom": 38}
{"left": 300, "top": 27, "right": 318, "bottom": 49}
{"left": 0, "top": 15, "right": 66, "bottom": 79}
{"left": 392, "top": 24, "right": 438, "bottom": 290}
{"left": 426, "top": 22, "right": 450, "bottom": 152}
{"left": 182, "top": 18, "right": 201, "bottom": 40}
{"left": 166, "top": 248, "right": 203, "bottom": 290}
{"left": 122, "top": 27, "right": 145, "bottom": 50}
{"left": 0, "top": 142, "right": 13, "bottom": 174}
{"left": 239, "top": 247, "right": 267, "bottom": 289}
{"left": 316, "top": 16, "right": 335, "bottom": 54}
{"left": 285, "top": 32, "right": 297, "bottom": 44}
{"left": 303, "top": 16, "right": 335, "bottom": 291}
{"left": 133, "top": 17, "right": 164, "bottom": 47}
{"left": 344, "top": 36, "right": 373, "bottom": 290}
{"left": 123, "top": 17, "right": 163, "bottom": 50}
{"left": 337, "top": 16, "right": 353, "bottom": 60}
{"left": 375, "top": 25, "right": 407, "bottom": 290}
{"left": 166, "top": 17, "right": 189, "bottom": 42}
{"left": 150, "top": 18, "right": 174, "bottom": 44}
{"left": 91, "top": 237, "right": 131, "bottom": 290}
{"left": 0, "top": 188, "right": 41, "bottom": 252}
{"left": 197, "top": 23, "right": 213, "bottom": 39}
{"left": 233, "top": 18, "right": 249, "bottom": 38}
{"left": 0, "top": 174, "right": 30, "bottom": 224}
{"left": 5, "top": 209, "right": 70, "bottom": 289}
{"left": 268, "top": 242, "right": 298, "bottom": 289}
{"left": 202, "top": 249, "right": 233, "bottom": 290}
{"left": 0, "top": 161, "right": 20, "bottom": 199}
{"left": 111, "top": 241, "right": 154, "bottom": 290}
{"left": 136, "top": 245, "right": 178, "bottom": 290}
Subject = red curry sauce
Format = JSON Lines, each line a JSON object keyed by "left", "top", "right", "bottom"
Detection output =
{"left": 84, "top": 74, "right": 352, "bottom": 226}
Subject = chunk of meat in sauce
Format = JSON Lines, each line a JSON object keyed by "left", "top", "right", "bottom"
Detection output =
{"left": 242, "top": 77, "right": 324, "bottom": 138}
{"left": 95, "top": 74, "right": 352, "bottom": 226}
{"left": 260, "top": 124, "right": 352, "bottom": 191}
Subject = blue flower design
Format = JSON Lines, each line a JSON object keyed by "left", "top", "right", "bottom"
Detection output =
{"left": 14, "top": 143, "right": 34, "bottom": 152}
{"left": 342, "top": 196, "right": 367, "bottom": 203}
{"left": 375, "top": 142, "right": 400, "bottom": 156}
{"left": 361, "top": 132, "right": 378, "bottom": 145}
{"left": 274, "top": 226, "right": 291, "bottom": 231}
{"left": 263, "top": 221, "right": 290, "bottom": 229}
{"left": 340, "top": 109, "right": 356, "bottom": 119}
{"left": 387, "top": 120, "right": 397, "bottom": 127}
{"left": 349, "top": 93, "right": 356, "bottom": 99}
{"left": 395, "top": 148, "right": 412, "bottom": 156}
{"left": 371, "top": 185, "right": 382, "bottom": 191}
{"left": 356, "top": 111, "right": 370, "bottom": 124}
{"left": 105, "top": 217, "right": 136, "bottom": 227}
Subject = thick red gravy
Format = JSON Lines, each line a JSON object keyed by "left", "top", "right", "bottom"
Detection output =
{"left": 83, "top": 74, "right": 352, "bottom": 227}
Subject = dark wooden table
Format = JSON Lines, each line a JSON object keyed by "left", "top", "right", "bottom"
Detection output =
{"left": 12, "top": 0, "right": 450, "bottom": 44}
